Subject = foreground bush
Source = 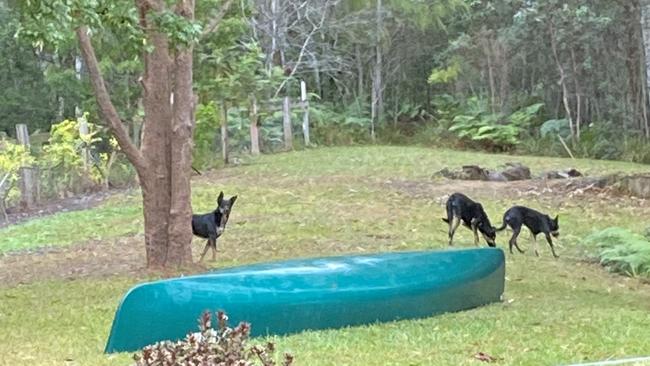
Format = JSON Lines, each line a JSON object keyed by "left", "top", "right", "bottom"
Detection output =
{"left": 582, "top": 227, "right": 650, "bottom": 277}
{"left": 133, "top": 311, "right": 293, "bottom": 366}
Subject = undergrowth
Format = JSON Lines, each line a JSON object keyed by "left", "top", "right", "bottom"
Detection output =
{"left": 134, "top": 311, "right": 293, "bottom": 366}
{"left": 582, "top": 227, "right": 650, "bottom": 277}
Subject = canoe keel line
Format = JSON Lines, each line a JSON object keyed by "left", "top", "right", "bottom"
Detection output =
{"left": 105, "top": 248, "right": 505, "bottom": 353}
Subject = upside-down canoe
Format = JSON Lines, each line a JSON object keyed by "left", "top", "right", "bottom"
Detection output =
{"left": 105, "top": 248, "right": 505, "bottom": 353}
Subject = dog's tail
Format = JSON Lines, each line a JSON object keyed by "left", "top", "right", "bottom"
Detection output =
{"left": 442, "top": 218, "right": 449, "bottom": 223}
{"left": 495, "top": 222, "right": 507, "bottom": 232}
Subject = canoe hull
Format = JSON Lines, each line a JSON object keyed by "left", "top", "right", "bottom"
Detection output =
{"left": 105, "top": 248, "right": 505, "bottom": 353}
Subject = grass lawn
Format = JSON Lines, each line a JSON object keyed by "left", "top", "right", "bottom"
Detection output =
{"left": 1, "top": 146, "right": 650, "bottom": 365}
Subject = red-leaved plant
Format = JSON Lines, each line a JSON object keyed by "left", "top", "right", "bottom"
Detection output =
{"left": 133, "top": 311, "right": 293, "bottom": 366}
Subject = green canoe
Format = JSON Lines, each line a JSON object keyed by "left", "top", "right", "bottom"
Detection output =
{"left": 105, "top": 248, "right": 505, "bottom": 353}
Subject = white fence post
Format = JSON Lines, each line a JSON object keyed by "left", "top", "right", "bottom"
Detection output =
{"left": 301, "top": 80, "right": 310, "bottom": 146}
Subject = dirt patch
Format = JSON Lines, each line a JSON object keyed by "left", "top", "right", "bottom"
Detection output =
{"left": 384, "top": 176, "right": 646, "bottom": 207}
{"left": 0, "top": 189, "right": 133, "bottom": 229}
{"left": 0, "top": 173, "right": 643, "bottom": 288}
{"left": 0, "top": 235, "right": 147, "bottom": 287}
{"left": 382, "top": 178, "right": 544, "bottom": 200}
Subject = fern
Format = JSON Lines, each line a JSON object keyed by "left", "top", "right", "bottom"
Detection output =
{"left": 582, "top": 227, "right": 650, "bottom": 277}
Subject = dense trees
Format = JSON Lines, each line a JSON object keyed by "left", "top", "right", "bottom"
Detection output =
{"left": 5, "top": 0, "right": 650, "bottom": 150}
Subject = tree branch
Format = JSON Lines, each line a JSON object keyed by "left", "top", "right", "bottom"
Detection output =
{"left": 201, "top": 0, "right": 235, "bottom": 38}
{"left": 76, "top": 26, "right": 148, "bottom": 174}
{"left": 273, "top": 1, "right": 330, "bottom": 98}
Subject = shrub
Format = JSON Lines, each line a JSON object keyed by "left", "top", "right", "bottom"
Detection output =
{"left": 133, "top": 311, "right": 294, "bottom": 366}
{"left": 194, "top": 102, "right": 221, "bottom": 169}
{"left": 39, "top": 115, "right": 105, "bottom": 197}
{"left": 0, "top": 138, "right": 35, "bottom": 204}
{"left": 445, "top": 97, "right": 544, "bottom": 151}
{"left": 310, "top": 101, "right": 371, "bottom": 146}
{"left": 581, "top": 227, "right": 650, "bottom": 277}
{"left": 36, "top": 114, "right": 133, "bottom": 196}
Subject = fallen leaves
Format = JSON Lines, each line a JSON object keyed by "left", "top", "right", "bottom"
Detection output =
{"left": 473, "top": 351, "right": 500, "bottom": 363}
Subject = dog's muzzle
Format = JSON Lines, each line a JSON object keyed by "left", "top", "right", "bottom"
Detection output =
{"left": 217, "top": 227, "right": 225, "bottom": 236}
{"left": 551, "top": 231, "right": 560, "bottom": 238}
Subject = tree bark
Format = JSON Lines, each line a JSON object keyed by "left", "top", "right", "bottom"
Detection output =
{"left": 220, "top": 100, "right": 229, "bottom": 164}
{"left": 138, "top": 1, "right": 174, "bottom": 267}
{"left": 76, "top": 0, "right": 197, "bottom": 268}
{"left": 356, "top": 44, "right": 364, "bottom": 99}
{"left": 641, "top": 0, "right": 650, "bottom": 138}
{"left": 570, "top": 49, "right": 581, "bottom": 140}
{"left": 167, "top": 0, "right": 196, "bottom": 266}
{"left": 370, "top": 0, "right": 383, "bottom": 142}
{"left": 549, "top": 23, "right": 576, "bottom": 142}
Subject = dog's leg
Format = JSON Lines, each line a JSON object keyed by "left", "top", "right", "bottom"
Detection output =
{"left": 211, "top": 238, "right": 218, "bottom": 261}
{"left": 544, "top": 233, "right": 559, "bottom": 258}
{"left": 448, "top": 216, "right": 461, "bottom": 246}
{"left": 509, "top": 226, "right": 523, "bottom": 254}
{"left": 471, "top": 218, "right": 480, "bottom": 246}
{"left": 532, "top": 234, "right": 540, "bottom": 257}
{"left": 199, "top": 240, "right": 211, "bottom": 262}
{"left": 513, "top": 237, "right": 526, "bottom": 254}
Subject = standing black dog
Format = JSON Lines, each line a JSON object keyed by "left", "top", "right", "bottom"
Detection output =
{"left": 495, "top": 206, "right": 560, "bottom": 258}
{"left": 192, "top": 191, "right": 237, "bottom": 262}
{"left": 442, "top": 193, "right": 497, "bottom": 247}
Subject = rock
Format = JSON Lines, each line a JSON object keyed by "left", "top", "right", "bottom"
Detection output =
{"left": 616, "top": 174, "right": 650, "bottom": 198}
{"left": 487, "top": 172, "right": 508, "bottom": 182}
{"left": 539, "top": 168, "right": 583, "bottom": 179}
{"left": 500, "top": 162, "right": 531, "bottom": 181}
{"left": 460, "top": 165, "right": 490, "bottom": 180}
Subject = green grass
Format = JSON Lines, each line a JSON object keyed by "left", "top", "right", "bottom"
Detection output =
{"left": 1, "top": 146, "right": 650, "bottom": 365}
{"left": 0, "top": 196, "right": 142, "bottom": 253}
{"left": 2, "top": 146, "right": 647, "bottom": 255}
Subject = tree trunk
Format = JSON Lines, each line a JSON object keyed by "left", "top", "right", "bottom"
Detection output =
{"left": 482, "top": 32, "right": 497, "bottom": 114}
{"left": 220, "top": 100, "right": 229, "bottom": 164}
{"left": 371, "top": 0, "right": 383, "bottom": 142}
{"left": 356, "top": 44, "right": 364, "bottom": 99}
{"left": 549, "top": 23, "right": 575, "bottom": 142}
{"left": 249, "top": 94, "right": 260, "bottom": 155}
{"left": 570, "top": 49, "right": 581, "bottom": 140}
{"left": 76, "top": 0, "right": 197, "bottom": 268}
{"left": 167, "top": 0, "right": 196, "bottom": 266}
{"left": 641, "top": 0, "right": 650, "bottom": 138}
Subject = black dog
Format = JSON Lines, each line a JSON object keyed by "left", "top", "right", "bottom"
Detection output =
{"left": 192, "top": 191, "right": 237, "bottom": 262}
{"left": 442, "top": 193, "right": 496, "bottom": 247}
{"left": 495, "top": 206, "right": 559, "bottom": 258}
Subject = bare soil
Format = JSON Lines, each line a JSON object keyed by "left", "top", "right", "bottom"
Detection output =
{"left": 0, "top": 189, "right": 131, "bottom": 229}
{"left": 0, "top": 175, "right": 644, "bottom": 288}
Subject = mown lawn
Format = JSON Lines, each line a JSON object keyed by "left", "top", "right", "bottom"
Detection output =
{"left": 1, "top": 146, "right": 650, "bottom": 365}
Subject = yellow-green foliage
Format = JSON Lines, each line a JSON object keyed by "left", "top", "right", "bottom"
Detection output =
{"left": 428, "top": 59, "right": 461, "bottom": 85}
{"left": 40, "top": 114, "right": 109, "bottom": 195}
{"left": 0, "top": 138, "right": 35, "bottom": 202}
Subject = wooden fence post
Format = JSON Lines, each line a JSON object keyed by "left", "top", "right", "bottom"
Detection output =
{"left": 220, "top": 100, "right": 229, "bottom": 164}
{"left": 301, "top": 80, "right": 310, "bottom": 146}
{"left": 249, "top": 94, "right": 261, "bottom": 155}
{"left": 78, "top": 115, "right": 90, "bottom": 172}
{"left": 15, "top": 124, "right": 37, "bottom": 209}
{"left": 283, "top": 96, "right": 293, "bottom": 150}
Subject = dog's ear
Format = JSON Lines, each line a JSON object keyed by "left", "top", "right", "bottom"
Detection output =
{"left": 554, "top": 215, "right": 559, "bottom": 223}
{"left": 217, "top": 191, "right": 224, "bottom": 205}
{"left": 230, "top": 195, "right": 238, "bottom": 206}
